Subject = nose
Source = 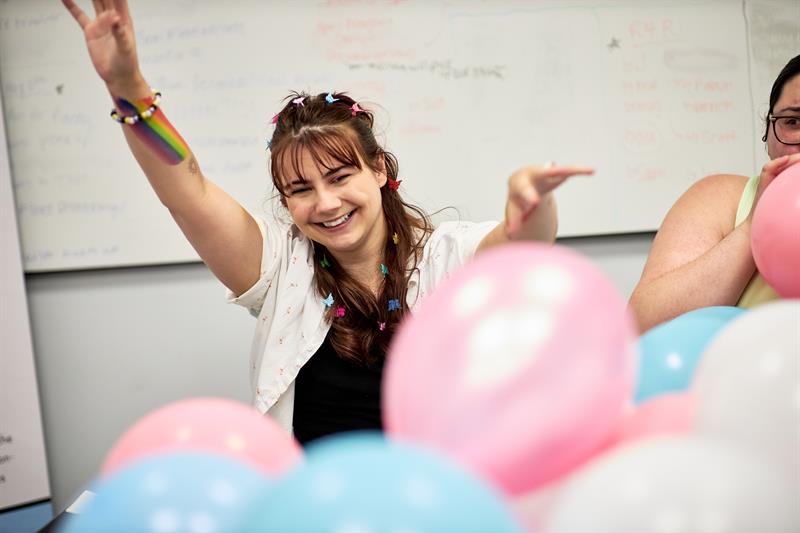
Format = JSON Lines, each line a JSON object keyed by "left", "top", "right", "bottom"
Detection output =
{"left": 315, "top": 185, "right": 342, "bottom": 213}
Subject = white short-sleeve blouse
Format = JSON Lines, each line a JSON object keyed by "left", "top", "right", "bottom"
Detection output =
{"left": 227, "top": 214, "right": 496, "bottom": 433}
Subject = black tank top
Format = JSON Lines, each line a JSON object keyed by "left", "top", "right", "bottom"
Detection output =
{"left": 292, "top": 333, "right": 385, "bottom": 446}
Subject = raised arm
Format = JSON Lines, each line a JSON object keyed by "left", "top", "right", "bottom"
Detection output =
{"left": 629, "top": 154, "right": 800, "bottom": 332}
{"left": 477, "top": 163, "right": 594, "bottom": 252}
{"left": 62, "top": 0, "right": 262, "bottom": 295}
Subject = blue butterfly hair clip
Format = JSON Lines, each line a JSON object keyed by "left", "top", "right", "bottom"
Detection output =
{"left": 322, "top": 293, "right": 334, "bottom": 308}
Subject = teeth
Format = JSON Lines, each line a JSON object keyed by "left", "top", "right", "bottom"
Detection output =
{"left": 322, "top": 212, "right": 351, "bottom": 227}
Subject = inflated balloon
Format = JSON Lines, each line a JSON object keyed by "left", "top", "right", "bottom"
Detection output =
{"left": 511, "top": 481, "right": 564, "bottom": 533}
{"left": 547, "top": 436, "right": 799, "bottom": 533}
{"left": 611, "top": 393, "right": 694, "bottom": 446}
{"left": 588, "top": 394, "right": 694, "bottom": 476}
{"left": 63, "top": 452, "right": 273, "bottom": 533}
{"left": 751, "top": 162, "right": 800, "bottom": 297}
{"left": 101, "top": 397, "right": 301, "bottom": 478}
{"left": 692, "top": 300, "right": 800, "bottom": 484}
{"left": 635, "top": 306, "right": 743, "bottom": 403}
{"left": 244, "top": 433, "right": 522, "bottom": 532}
{"left": 385, "top": 243, "right": 637, "bottom": 495}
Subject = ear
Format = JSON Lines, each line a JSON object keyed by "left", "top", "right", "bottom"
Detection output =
{"left": 374, "top": 153, "right": 388, "bottom": 187}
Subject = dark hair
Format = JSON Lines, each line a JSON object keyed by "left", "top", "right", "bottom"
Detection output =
{"left": 269, "top": 91, "right": 433, "bottom": 365}
{"left": 763, "top": 54, "right": 800, "bottom": 142}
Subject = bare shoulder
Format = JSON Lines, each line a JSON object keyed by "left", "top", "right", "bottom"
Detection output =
{"left": 636, "top": 173, "right": 750, "bottom": 283}
{"left": 666, "top": 173, "right": 749, "bottom": 233}
{"left": 681, "top": 174, "right": 748, "bottom": 203}
{"left": 681, "top": 173, "right": 748, "bottom": 202}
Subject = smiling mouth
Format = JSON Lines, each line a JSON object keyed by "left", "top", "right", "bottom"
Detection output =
{"left": 319, "top": 210, "right": 355, "bottom": 228}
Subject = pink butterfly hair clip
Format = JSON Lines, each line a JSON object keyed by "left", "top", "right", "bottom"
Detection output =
{"left": 350, "top": 102, "right": 363, "bottom": 116}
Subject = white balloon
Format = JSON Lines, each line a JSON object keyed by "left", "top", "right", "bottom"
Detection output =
{"left": 547, "top": 436, "right": 799, "bottom": 533}
{"left": 691, "top": 300, "right": 800, "bottom": 486}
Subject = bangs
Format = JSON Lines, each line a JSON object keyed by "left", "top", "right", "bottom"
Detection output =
{"left": 272, "top": 126, "right": 366, "bottom": 195}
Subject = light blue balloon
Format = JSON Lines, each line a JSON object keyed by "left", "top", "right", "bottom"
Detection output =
{"left": 244, "top": 432, "right": 523, "bottom": 532}
{"left": 62, "top": 452, "right": 273, "bottom": 533}
{"left": 634, "top": 306, "right": 745, "bottom": 403}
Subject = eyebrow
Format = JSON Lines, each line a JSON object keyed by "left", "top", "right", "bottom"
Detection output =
{"left": 287, "top": 164, "right": 352, "bottom": 186}
{"left": 322, "top": 164, "right": 352, "bottom": 177}
{"left": 774, "top": 106, "right": 800, "bottom": 115}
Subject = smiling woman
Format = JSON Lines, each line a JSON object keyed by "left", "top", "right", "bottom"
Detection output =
{"left": 233, "top": 90, "right": 570, "bottom": 444}
{"left": 62, "top": 0, "right": 593, "bottom": 445}
{"left": 268, "top": 93, "right": 425, "bottom": 366}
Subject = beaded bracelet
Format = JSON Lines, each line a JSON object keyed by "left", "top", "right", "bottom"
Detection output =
{"left": 110, "top": 90, "right": 162, "bottom": 125}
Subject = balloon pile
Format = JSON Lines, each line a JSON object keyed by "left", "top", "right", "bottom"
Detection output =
{"left": 64, "top": 243, "right": 799, "bottom": 532}
{"left": 544, "top": 301, "right": 799, "bottom": 533}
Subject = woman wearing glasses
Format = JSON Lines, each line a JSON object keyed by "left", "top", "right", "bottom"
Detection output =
{"left": 629, "top": 55, "right": 800, "bottom": 332}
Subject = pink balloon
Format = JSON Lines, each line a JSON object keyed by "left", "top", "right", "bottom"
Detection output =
{"left": 384, "top": 243, "right": 637, "bottom": 495}
{"left": 751, "top": 162, "right": 800, "bottom": 297}
{"left": 101, "top": 397, "right": 302, "bottom": 477}
{"left": 611, "top": 393, "right": 694, "bottom": 446}
{"left": 510, "top": 482, "right": 563, "bottom": 533}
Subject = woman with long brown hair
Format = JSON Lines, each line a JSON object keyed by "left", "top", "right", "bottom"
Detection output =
{"left": 64, "top": 0, "right": 593, "bottom": 444}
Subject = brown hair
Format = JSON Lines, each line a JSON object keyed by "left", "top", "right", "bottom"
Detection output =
{"left": 763, "top": 54, "right": 800, "bottom": 142}
{"left": 269, "top": 91, "right": 433, "bottom": 365}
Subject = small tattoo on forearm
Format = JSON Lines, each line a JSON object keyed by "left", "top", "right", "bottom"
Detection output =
{"left": 188, "top": 157, "right": 199, "bottom": 175}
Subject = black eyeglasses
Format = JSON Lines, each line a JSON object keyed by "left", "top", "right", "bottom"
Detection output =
{"left": 767, "top": 114, "right": 800, "bottom": 145}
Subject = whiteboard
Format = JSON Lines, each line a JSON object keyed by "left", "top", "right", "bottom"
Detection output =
{"left": 0, "top": 0, "right": 797, "bottom": 272}
{"left": 0, "top": 90, "right": 50, "bottom": 510}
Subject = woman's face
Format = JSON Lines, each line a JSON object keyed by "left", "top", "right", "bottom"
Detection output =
{"left": 767, "top": 73, "right": 800, "bottom": 160}
{"left": 281, "top": 148, "right": 388, "bottom": 262}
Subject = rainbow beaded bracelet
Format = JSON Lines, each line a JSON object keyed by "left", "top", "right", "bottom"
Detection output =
{"left": 110, "top": 90, "right": 162, "bottom": 125}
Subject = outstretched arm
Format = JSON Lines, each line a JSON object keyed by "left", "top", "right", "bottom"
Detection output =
{"left": 477, "top": 163, "right": 594, "bottom": 252}
{"left": 63, "top": 0, "right": 262, "bottom": 295}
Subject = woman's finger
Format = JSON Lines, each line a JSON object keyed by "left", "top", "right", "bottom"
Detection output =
{"left": 112, "top": 0, "right": 133, "bottom": 24}
{"left": 775, "top": 153, "right": 800, "bottom": 175}
{"left": 85, "top": 10, "right": 118, "bottom": 41}
{"left": 760, "top": 154, "right": 800, "bottom": 180}
{"left": 537, "top": 165, "right": 595, "bottom": 178}
{"left": 62, "top": 0, "right": 92, "bottom": 29}
{"left": 762, "top": 155, "right": 788, "bottom": 176}
{"left": 758, "top": 156, "right": 791, "bottom": 192}
{"left": 506, "top": 180, "right": 541, "bottom": 235}
{"left": 533, "top": 174, "right": 572, "bottom": 195}
{"left": 91, "top": 0, "right": 105, "bottom": 17}
{"left": 505, "top": 203, "right": 525, "bottom": 235}
{"left": 512, "top": 173, "right": 539, "bottom": 206}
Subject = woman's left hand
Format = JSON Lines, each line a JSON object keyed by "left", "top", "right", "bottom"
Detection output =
{"left": 504, "top": 163, "right": 594, "bottom": 236}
